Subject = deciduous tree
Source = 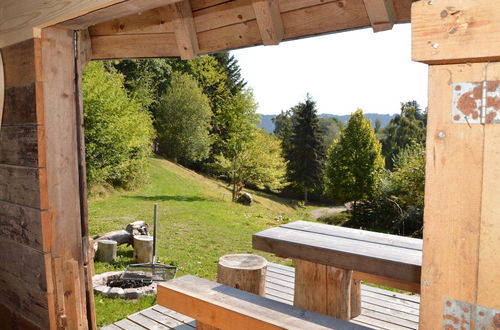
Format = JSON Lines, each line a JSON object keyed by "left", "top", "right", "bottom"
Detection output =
{"left": 155, "top": 72, "right": 212, "bottom": 163}
{"left": 325, "top": 109, "right": 384, "bottom": 204}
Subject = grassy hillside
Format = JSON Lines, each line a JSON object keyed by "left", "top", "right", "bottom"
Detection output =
{"left": 89, "top": 157, "right": 311, "bottom": 326}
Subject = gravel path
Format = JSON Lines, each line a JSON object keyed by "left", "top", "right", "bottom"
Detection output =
{"left": 309, "top": 206, "right": 346, "bottom": 219}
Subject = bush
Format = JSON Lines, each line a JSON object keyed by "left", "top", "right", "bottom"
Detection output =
{"left": 83, "top": 61, "right": 154, "bottom": 190}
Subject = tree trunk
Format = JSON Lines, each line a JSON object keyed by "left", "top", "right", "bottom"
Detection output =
{"left": 95, "top": 240, "right": 117, "bottom": 262}
{"left": 304, "top": 186, "right": 308, "bottom": 203}
{"left": 133, "top": 235, "right": 154, "bottom": 263}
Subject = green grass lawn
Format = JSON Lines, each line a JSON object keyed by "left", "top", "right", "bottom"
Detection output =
{"left": 89, "top": 157, "right": 310, "bottom": 326}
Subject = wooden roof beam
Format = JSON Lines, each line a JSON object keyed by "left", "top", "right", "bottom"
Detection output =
{"left": 252, "top": 0, "right": 284, "bottom": 45}
{"left": 362, "top": 0, "right": 396, "bottom": 32}
{"left": 169, "top": 0, "right": 199, "bottom": 60}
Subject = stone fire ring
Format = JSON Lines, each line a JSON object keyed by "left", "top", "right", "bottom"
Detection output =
{"left": 92, "top": 271, "right": 157, "bottom": 299}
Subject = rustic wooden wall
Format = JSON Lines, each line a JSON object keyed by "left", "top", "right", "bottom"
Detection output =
{"left": 0, "top": 39, "right": 52, "bottom": 330}
{"left": 0, "top": 28, "right": 93, "bottom": 329}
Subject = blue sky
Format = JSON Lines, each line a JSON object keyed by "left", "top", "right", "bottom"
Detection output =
{"left": 232, "top": 24, "right": 428, "bottom": 116}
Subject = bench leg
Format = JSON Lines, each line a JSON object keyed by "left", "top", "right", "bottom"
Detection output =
{"left": 293, "top": 259, "right": 358, "bottom": 321}
{"left": 350, "top": 279, "right": 362, "bottom": 318}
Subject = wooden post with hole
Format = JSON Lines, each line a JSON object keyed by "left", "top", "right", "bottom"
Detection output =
{"left": 412, "top": 0, "right": 500, "bottom": 328}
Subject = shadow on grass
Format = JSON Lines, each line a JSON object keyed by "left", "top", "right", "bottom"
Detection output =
{"left": 124, "top": 195, "right": 208, "bottom": 202}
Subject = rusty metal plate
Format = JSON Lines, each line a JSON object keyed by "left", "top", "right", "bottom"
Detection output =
{"left": 452, "top": 80, "right": 500, "bottom": 124}
{"left": 443, "top": 298, "right": 500, "bottom": 329}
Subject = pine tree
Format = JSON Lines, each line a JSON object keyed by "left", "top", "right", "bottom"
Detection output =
{"left": 382, "top": 101, "right": 426, "bottom": 169}
{"left": 325, "top": 109, "right": 384, "bottom": 204}
{"left": 287, "top": 95, "right": 325, "bottom": 202}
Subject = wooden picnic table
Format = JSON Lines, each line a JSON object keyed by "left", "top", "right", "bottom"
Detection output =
{"left": 252, "top": 221, "right": 422, "bottom": 321}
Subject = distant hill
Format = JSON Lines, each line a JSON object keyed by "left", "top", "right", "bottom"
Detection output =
{"left": 258, "top": 113, "right": 396, "bottom": 134}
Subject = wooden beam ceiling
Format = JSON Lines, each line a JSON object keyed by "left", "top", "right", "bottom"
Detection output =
{"left": 362, "top": 0, "right": 396, "bottom": 32}
{"left": 59, "top": 0, "right": 413, "bottom": 60}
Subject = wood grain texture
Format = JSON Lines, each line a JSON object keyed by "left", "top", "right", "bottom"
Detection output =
{"left": 1, "top": 39, "right": 36, "bottom": 88}
{"left": 91, "top": 33, "right": 179, "bottom": 59}
{"left": 0, "top": 0, "right": 128, "bottom": 48}
{"left": 0, "top": 125, "right": 40, "bottom": 167}
{"left": 253, "top": 225, "right": 421, "bottom": 284}
{"left": 38, "top": 27, "right": 88, "bottom": 329}
{"left": 0, "top": 164, "right": 43, "bottom": 208}
{"left": 353, "top": 271, "right": 420, "bottom": 293}
{"left": 0, "top": 201, "right": 46, "bottom": 250}
{"left": 158, "top": 275, "right": 369, "bottom": 329}
{"left": 362, "top": 0, "right": 395, "bottom": 32}
{"left": 0, "top": 238, "right": 49, "bottom": 329}
{"left": 57, "top": 0, "right": 181, "bottom": 29}
{"left": 170, "top": 0, "right": 199, "bottom": 59}
{"left": 252, "top": 0, "right": 284, "bottom": 45}
{"left": 217, "top": 254, "right": 267, "bottom": 296}
{"left": 412, "top": 0, "right": 500, "bottom": 64}
{"left": 420, "top": 63, "right": 486, "bottom": 328}
{"left": 2, "top": 84, "right": 37, "bottom": 125}
{"left": 0, "top": 52, "right": 4, "bottom": 124}
{"left": 476, "top": 62, "right": 500, "bottom": 310}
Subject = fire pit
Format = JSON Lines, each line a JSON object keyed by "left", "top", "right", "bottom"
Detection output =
{"left": 92, "top": 271, "right": 157, "bottom": 299}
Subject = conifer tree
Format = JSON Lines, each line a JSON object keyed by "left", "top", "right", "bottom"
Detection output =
{"left": 325, "top": 109, "right": 384, "bottom": 204}
{"left": 287, "top": 95, "right": 325, "bottom": 202}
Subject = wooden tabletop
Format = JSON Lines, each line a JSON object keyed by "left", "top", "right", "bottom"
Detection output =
{"left": 252, "top": 221, "right": 422, "bottom": 284}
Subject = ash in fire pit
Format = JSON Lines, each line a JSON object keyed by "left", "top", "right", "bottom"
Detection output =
{"left": 107, "top": 278, "right": 153, "bottom": 289}
{"left": 93, "top": 271, "right": 157, "bottom": 299}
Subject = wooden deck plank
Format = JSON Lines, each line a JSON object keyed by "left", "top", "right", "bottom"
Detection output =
{"left": 105, "top": 263, "right": 420, "bottom": 329}
{"left": 140, "top": 308, "right": 195, "bottom": 329}
{"left": 114, "top": 318, "right": 149, "bottom": 329}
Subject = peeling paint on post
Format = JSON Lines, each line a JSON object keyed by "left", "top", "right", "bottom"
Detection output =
{"left": 452, "top": 80, "right": 500, "bottom": 124}
{"left": 443, "top": 298, "right": 500, "bottom": 329}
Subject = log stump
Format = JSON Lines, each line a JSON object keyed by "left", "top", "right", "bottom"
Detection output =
{"left": 133, "top": 235, "right": 153, "bottom": 263}
{"left": 217, "top": 254, "right": 267, "bottom": 296}
{"left": 95, "top": 240, "right": 117, "bottom": 262}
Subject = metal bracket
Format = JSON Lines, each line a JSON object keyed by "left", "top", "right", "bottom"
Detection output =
{"left": 443, "top": 298, "right": 500, "bottom": 329}
{"left": 452, "top": 80, "right": 500, "bottom": 124}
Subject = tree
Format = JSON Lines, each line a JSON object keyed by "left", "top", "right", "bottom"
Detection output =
{"left": 318, "top": 116, "right": 344, "bottom": 149}
{"left": 83, "top": 61, "right": 154, "bottom": 189}
{"left": 287, "top": 95, "right": 325, "bottom": 202}
{"left": 214, "top": 129, "right": 287, "bottom": 201}
{"left": 155, "top": 72, "right": 212, "bottom": 163}
{"left": 382, "top": 101, "right": 426, "bottom": 169}
{"left": 325, "top": 109, "right": 384, "bottom": 204}
{"left": 213, "top": 52, "right": 247, "bottom": 95}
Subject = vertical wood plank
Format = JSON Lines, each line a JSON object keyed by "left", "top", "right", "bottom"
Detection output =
{"left": 326, "top": 266, "right": 352, "bottom": 320}
{"left": 252, "top": 0, "right": 284, "bottom": 45}
{"left": 169, "top": 0, "right": 199, "bottom": 60}
{"left": 420, "top": 63, "right": 486, "bottom": 328}
{"left": 0, "top": 51, "right": 4, "bottom": 125}
{"left": 38, "top": 27, "right": 88, "bottom": 330}
{"left": 477, "top": 63, "right": 500, "bottom": 310}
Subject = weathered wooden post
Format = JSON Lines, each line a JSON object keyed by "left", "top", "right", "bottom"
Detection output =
{"left": 412, "top": 0, "right": 500, "bottom": 327}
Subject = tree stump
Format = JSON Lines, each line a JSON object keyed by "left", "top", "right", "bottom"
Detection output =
{"left": 133, "top": 235, "right": 153, "bottom": 263}
{"left": 95, "top": 240, "right": 117, "bottom": 262}
{"left": 217, "top": 254, "right": 267, "bottom": 296}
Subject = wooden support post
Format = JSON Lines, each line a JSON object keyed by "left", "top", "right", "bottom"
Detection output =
{"left": 133, "top": 235, "right": 153, "bottom": 263}
{"left": 169, "top": 0, "right": 199, "bottom": 60}
{"left": 362, "top": 0, "right": 395, "bottom": 32}
{"left": 293, "top": 259, "right": 353, "bottom": 321}
{"left": 0, "top": 51, "right": 4, "bottom": 124}
{"left": 413, "top": 0, "right": 500, "bottom": 327}
{"left": 96, "top": 240, "right": 117, "bottom": 262}
{"left": 217, "top": 254, "right": 267, "bottom": 296}
{"left": 252, "top": 0, "right": 284, "bottom": 45}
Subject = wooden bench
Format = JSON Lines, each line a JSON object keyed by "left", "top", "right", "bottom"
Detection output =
{"left": 157, "top": 275, "right": 370, "bottom": 330}
{"left": 252, "top": 221, "right": 422, "bottom": 320}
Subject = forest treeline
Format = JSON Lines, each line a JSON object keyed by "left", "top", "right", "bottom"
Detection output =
{"left": 82, "top": 54, "right": 426, "bottom": 237}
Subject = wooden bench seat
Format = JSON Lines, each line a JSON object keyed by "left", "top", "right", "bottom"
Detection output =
{"left": 158, "top": 275, "right": 370, "bottom": 329}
